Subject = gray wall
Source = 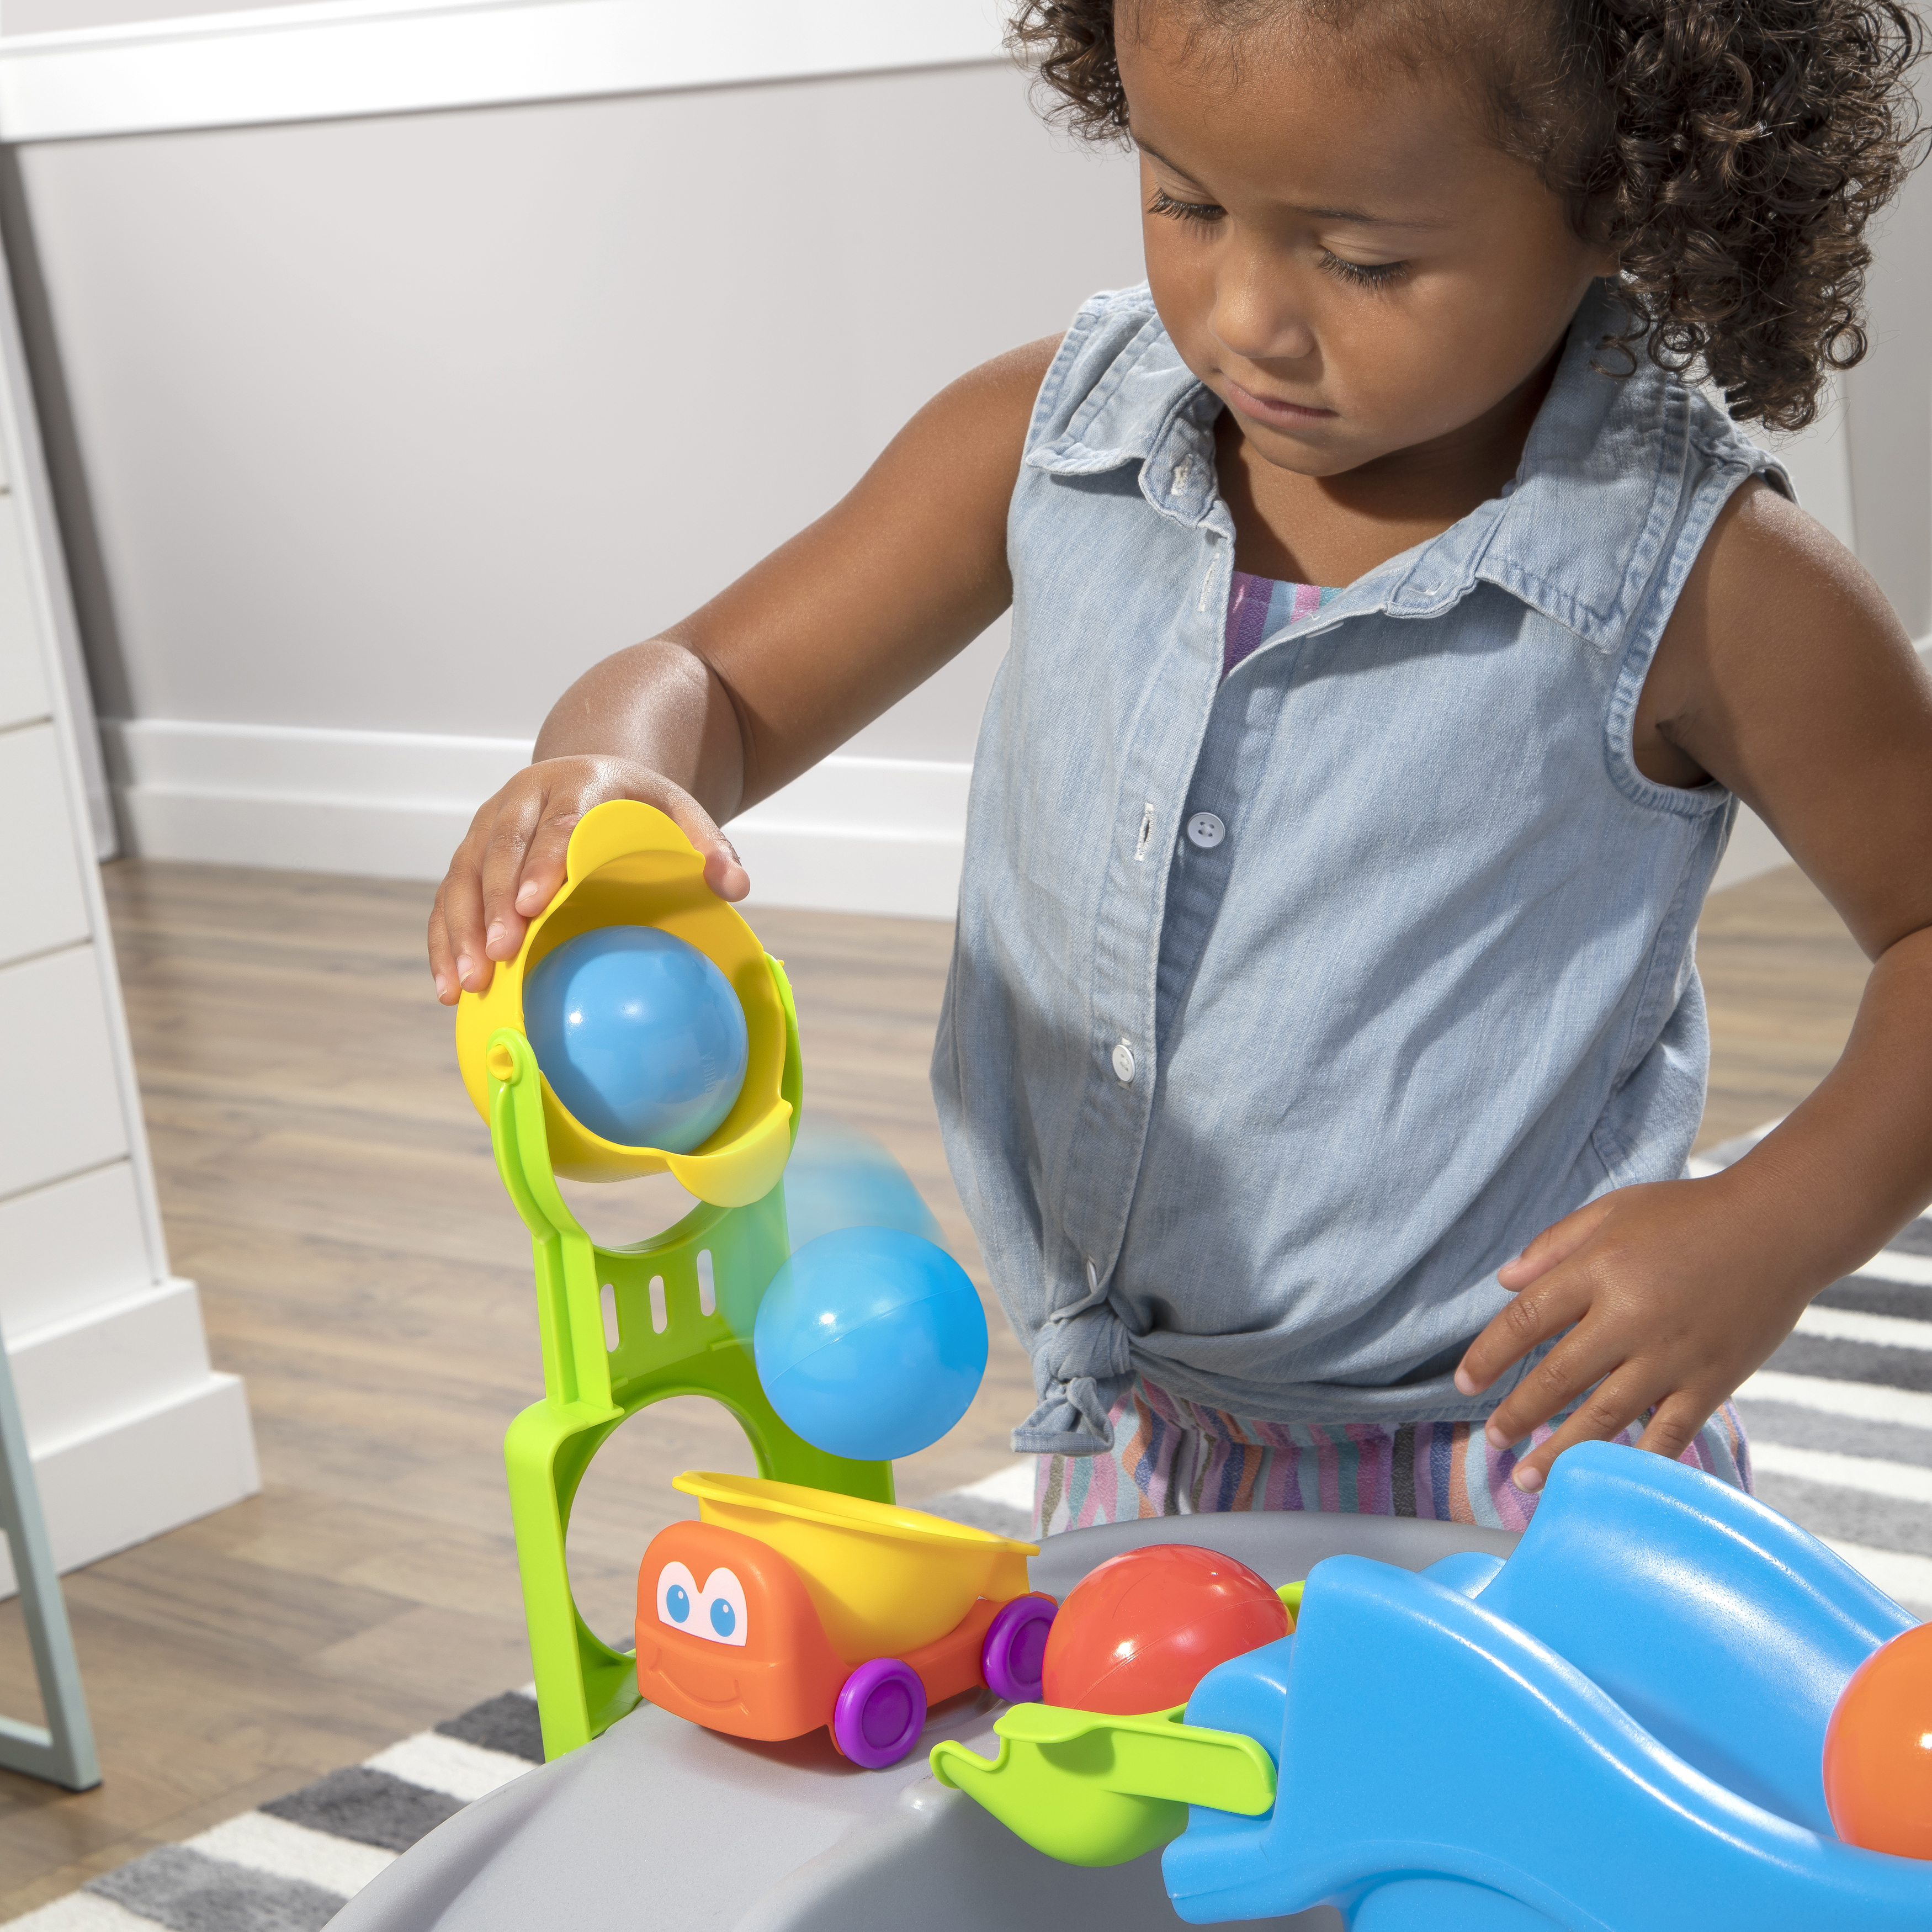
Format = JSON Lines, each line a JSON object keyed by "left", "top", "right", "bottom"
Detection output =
{"left": 15, "top": 63, "right": 1140, "bottom": 756}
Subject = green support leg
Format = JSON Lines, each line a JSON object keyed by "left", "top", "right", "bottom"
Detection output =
{"left": 0, "top": 1334, "right": 98, "bottom": 1790}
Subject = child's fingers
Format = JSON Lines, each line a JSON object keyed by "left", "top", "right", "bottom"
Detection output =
{"left": 427, "top": 875, "right": 466, "bottom": 1005}
{"left": 511, "top": 803, "right": 579, "bottom": 922}
{"left": 432, "top": 804, "right": 506, "bottom": 999}
{"left": 1495, "top": 1196, "right": 1614, "bottom": 1291}
{"left": 1503, "top": 1366, "right": 1668, "bottom": 1494}
{"left": 1478, "top": 1307, "right": 1630, "bottom": 1448}
{"left": 1453, "top": 1260, "right": 1593, "bottom": 1397}
{"left": 477, "top": 783, "right": 551, "bottom": 965}
{"left": 585, "top": 765, "right": 751, "bottom": 903}
{"left": 1632, "top": 1390, "right": 1721, "bottom": 1467}
{"left": 429, "top": 760, "right": 752, "bottom": 1007}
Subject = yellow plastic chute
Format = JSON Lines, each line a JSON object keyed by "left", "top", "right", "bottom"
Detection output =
{"left": 453, "top": 799, "right": 792, "bottom": 1203}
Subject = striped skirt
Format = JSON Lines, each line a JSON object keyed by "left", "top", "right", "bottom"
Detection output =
{"left": 1034, "top": 1376, "right": 1754, "bottom": 1537}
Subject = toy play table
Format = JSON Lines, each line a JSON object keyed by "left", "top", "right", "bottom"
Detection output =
{"left": 332, "top": 1510, "right": 1515, "bottom": 1932}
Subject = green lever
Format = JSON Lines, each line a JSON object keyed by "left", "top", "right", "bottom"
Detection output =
{"left": 931, "top": 1703, "right": 1277, "bottom": 1867}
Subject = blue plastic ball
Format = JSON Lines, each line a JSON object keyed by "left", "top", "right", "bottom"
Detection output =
{"left": 524, "top": 925, "right": 749, "bottom": 1153}
{"left": 753, "top": 1227, "right": 989, "bottom": 1462}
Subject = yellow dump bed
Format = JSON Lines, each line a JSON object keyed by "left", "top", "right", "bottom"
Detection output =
{"left": 674, "top": 1472, "right": 1037, "bottom": 1660}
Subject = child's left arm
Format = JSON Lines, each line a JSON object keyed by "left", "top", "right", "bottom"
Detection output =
{"left": 1456, "top": 479, "right": 1932, "bottom": 1492}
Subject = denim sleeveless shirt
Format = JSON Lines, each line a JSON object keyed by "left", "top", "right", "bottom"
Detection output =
{"left": 931, "top": 281, "right": 1788, "bottom": 1456}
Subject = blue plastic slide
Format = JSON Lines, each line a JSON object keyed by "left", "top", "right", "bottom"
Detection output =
{"left": 1167, "top": 1440, "right": 1925, "bottom": 1928}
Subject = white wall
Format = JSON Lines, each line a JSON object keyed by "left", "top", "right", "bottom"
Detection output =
{"left": 0, "top": 8, "right": 1921, "bottom": 910}
{"left": 0, "top": 30, "right": 1141, "bottom": 915}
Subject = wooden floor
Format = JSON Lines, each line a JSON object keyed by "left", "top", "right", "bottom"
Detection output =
{"left": 0, "top": 857, "right": 1876, "bottom": 1915}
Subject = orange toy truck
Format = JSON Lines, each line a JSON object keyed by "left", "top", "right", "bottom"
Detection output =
{"left": 637, "top": 1473, "right": 1057, "bottom": 1767}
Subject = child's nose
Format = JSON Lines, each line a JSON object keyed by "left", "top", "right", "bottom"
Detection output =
{"left": 1209, "top": 249, "right": 1317, "bottom": 364}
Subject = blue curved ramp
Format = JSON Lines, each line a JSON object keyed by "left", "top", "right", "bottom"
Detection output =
{"left": 1168, "top": 1442, "right": 1931, "bottom": 1930}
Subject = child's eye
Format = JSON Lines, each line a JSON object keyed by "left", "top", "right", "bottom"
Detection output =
{"left": 1148, "top": 186, "right": 1225, "bottom": 226}
{"left": 1319, "top": 251, "right": 1408, "bottom": 290}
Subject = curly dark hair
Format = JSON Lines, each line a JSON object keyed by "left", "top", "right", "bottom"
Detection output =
{"left": 1010, "top": 0, "right": 1925, "bottom": 429}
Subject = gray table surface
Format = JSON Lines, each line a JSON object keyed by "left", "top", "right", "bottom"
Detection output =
{"left": 332, "top": 1511, "right": 1516, "bottom": 1932}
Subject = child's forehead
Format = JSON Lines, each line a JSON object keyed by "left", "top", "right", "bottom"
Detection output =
{"left": 1119, "top": 0, "right": 1540, "bottom": 122}
{"left": 1121, "top": 0, "right": 1508, "bottom": 64}
{"left": 1120, "top": 18, "right": 1522, "bottom": 213}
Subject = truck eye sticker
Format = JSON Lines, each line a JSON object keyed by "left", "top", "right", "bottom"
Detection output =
{"left": 656, "top": 1561, "right": 698, "bottom": 1628}
{"left": 655, "top": 1561, "right": 749, "bottom": 1647}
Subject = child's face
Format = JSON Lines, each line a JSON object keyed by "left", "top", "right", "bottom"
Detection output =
{"left": 1117, "top": 14, "right": 1617, "bottom": 482}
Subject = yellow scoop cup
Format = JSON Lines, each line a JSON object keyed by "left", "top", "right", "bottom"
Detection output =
{"left": 453, "top": 799, "right": 792, "bottom": 1203}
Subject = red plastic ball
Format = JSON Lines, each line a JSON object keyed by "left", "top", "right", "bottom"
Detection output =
{"left": 1824, "top": 1622, "right": 1932, "bottom": 1858}
{"left": 1040, "top": 1543, "right": 1291, "bottom": 1715}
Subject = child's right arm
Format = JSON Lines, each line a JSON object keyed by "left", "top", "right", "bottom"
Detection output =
{"left": 427, "top": 336, "right": 1061, "bottom": 1003}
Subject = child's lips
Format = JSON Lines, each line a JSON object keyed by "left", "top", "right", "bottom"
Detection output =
{"left": 1224, "top": 378, "right": 1336, "bottom": 426}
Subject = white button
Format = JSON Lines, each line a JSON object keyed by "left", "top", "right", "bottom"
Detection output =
{"left": 1186, "top": 811, "right": 1225, "bottom": 850}
{"left": 1111, "top": 1042, "right": 1136, "bottom": 1084}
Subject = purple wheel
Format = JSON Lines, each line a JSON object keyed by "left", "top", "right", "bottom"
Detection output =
{"left": 832, "top": 1658, "right": 927, "bottom": 1769}
{"left": 981, "top": 1594, "right": 1057, "bottom": 1703}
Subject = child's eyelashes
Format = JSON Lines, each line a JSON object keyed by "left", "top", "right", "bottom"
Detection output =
{"left": 1318, "top": 251, "right": 1409, "bottom": 290}
{"left": 1147, "top": 185, "right": 1224, "bottom": 225}
{"left": 1145, "top": 190, "right": 1409, "bottom": 290}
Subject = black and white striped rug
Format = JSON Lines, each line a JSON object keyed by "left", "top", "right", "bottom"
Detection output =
{"left": 1701, "top": 1124, "right": 1932, "bottom": 1615}
{"left": 12, "top": 1691, "right": 547, "bottom": 1931}
{"left": 14, "top": 1122, "right": 1930, "bottom": 1928}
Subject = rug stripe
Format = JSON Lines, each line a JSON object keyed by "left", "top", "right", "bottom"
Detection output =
{"left": 184, "top": 1812, "right": 395, "bottom": 1896}
{"left": 1815, "top": 1278, "right": 1932, "bottom": 1320}
{"left": 1823, "top": 1538, "right": 1932, "bottom": 1612}
{"left": 362, "top": 1733, "right": 534, "bottom": 1802}
{"left": 1751, "top": 1472, "right": 1932, "bottom": 1559}
{"left": 86, "top": 1847, "right": 341, "bottom": 1932}
{"left": 1739, "top": 1369, "right": 1932, "bottom": 1429}
{"left": 4, "top": 1893, "right": 158, "bottom": 1931}
{"left": 1855, "top": 1250, "right": 1932, "bottom": 1288}
{"left": 433, "top": 1691, "right": 545, "bottom": 1765}
{"left": 259, "top": 1766, "right": 463, "bottom": 1853}
{"left": 1766, "top": 1335, "right": 1932, "bottom": 1393}
{"left": 1796, "top": 1305, "right": 1932, "bottom": 1352}
{"left": 1734, "top": 1398, "right": 1932, "bottom": 1467}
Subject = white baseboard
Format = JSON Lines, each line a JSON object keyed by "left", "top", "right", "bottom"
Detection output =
{"left": 100, "top": 637, "right": 1931, "bottom": 918}
{"left": 102, "top": 716, "right": 968, "bottom": 918}
{"left": 734, "top": 758, "right": 967, "bottom": 920}
{"left": 0, "top": 1276, "right": 260, "bottom": 1594}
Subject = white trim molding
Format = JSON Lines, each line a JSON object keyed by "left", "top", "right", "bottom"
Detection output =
{"left": 102, "top": 716, "right": 969, "bottom": 917}
{"left": 0, "top": 1259, "right": 259, "bottom": 1595}
{"left": 0, "top": 0, "right": 1009, "bottom": 142}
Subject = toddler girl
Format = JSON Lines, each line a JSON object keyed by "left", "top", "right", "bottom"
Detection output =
{"left": 429, "top": 0, "right": 1932, "bottom": 1537}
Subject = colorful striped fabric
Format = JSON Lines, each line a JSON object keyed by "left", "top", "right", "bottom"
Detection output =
{"left": 1034, "top": 1377, "right": 1753, "bottom": 1538}
{"left": 1223, "top": 570, "right": 1340, "bottom": 678}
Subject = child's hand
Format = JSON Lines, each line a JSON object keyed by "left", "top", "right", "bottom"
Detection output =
{"left": 426, "top": 755, "right": 748, "bottom": 1006}
{"left": 1451, "top": 1171, "right": 1816, "bottom": 1494}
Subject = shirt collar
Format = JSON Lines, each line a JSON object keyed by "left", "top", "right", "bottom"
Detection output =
{"left": 1023, "top": 282, "right": 1786, "bottom": 650}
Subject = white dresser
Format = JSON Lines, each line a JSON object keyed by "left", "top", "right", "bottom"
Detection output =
{"left": 0, "top": 239, "right": 257, "bottom": 1593}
